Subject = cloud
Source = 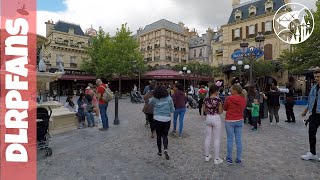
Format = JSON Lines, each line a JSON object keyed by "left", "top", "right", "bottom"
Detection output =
{"left": 37, "top": 0, "right": 317, "bottom": 37}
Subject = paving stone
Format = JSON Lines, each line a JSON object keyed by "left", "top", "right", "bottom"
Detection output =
{"left": 38, "top": 98, "right": 320, "bottom": 179}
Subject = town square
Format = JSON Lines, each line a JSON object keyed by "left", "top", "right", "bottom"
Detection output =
{"left": 1, "top": 0, "right": 320, "bottom": 179}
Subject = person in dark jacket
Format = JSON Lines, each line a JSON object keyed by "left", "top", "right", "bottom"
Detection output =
{"left": 172, "top": 83, "right": 187, "bottom": 138}
{"left": 262, "top": 85, "right": 282, "bottom": 125}
{"left": 285, "top": 82, "right": 295, "bottom": 123}
{"left": 246, "top": 84, "right": 260, "bottom": 126}
{"left": 143, "top": 83, "right": 156, "bottom": 138}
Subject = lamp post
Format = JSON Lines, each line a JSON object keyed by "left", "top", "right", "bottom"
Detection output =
{"left": 179, "top": 66, "right": 191, "bottom": 92}
{"left": 231, "top": 61, "right": 250, "bottom": 85}
{"left": 239, "top": 33, "right": 265, "bottom": 84}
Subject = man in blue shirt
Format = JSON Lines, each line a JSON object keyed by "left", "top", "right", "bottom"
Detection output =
{"left": 301, "top": 69, "right": 320, "bottom": 161}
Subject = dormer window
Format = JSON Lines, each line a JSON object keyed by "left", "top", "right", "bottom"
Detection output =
{"left": 235, "top": 10, "right": 242, "bottom": 20}
{"left": 265, "top": 0, "right": 274, "bottom": 12}
{"left": 249, "top": 5, "right": 257, "bottom": 16}
{"left": 68, "top": 28, "right": 74, "bottom": 34}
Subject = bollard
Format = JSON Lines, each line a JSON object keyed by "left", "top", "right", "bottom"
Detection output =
{"left": 114, "top": 91, "right": 120, "bottom": 125}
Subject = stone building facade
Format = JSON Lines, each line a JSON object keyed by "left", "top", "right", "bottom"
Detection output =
{"left": 43, "top": 20, "right": 96, "bottom": 95}
{"left": 188, "top": 28, "right": 214, "bottom": 64}
{"left": 136, "top": 19, "right": 190, "bottom": 69}
{"left": 212, "top": 0, "right": 291, "bottom": 85}
{"left": 43, "top": 20, "right": 91, "bottom": 70}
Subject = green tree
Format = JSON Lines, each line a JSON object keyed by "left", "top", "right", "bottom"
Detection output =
{"left": 112, "top": 23, "right": 144, "bottom": 96}
{"left": 82, "top": 27, "right": 114, "bottom": 78}
{"left": 82, "top": 24, "right": 144, "bottom": 95}
{"left": 278, "top": 1, "right": 320, "bottom": 74}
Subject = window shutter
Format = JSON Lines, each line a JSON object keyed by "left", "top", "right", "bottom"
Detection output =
{"left": 255, "top": 23, "right": 258, "bottom": 35}
{"left": 232, "top": 29, "right": 235, "bottom": 41}
{"left": 246, "top": 26, "right": 249, "bottom": 38}
{"left": 240, "top": 27, "right": 243, "bottom": 39}
{"left": 262, "top": 22, "right": 265, "bottom": 34}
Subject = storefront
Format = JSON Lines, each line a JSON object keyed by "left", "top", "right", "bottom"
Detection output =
{"left": 49, "top": 68, "right": 96, "bottom": 96}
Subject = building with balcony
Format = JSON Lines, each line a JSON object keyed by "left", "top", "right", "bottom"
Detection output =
{"left": 188, "top": 28, "right": 214, "bottom": 64}
{"left": 212, "top": 0, "right": 291, "bottom": 86}
{"left": 43, "top": 20, "right": 96, "bottom": 95}
{"left": 136, "top": 19, "right": 190, "bottom": 69}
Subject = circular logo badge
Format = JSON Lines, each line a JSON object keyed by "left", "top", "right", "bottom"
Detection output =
{"left": 273, "top": 2, "right": 314, "bottom": 44}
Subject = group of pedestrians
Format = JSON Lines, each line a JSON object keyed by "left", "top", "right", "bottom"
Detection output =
{"left": 140, "top": 68, "right": 320, "bottom": 164}
{"left": 64, "top": 79, "right": 111, "bottom": 131}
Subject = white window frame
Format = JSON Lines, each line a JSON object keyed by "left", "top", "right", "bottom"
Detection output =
{"left": 234, "top": 28, "right": 241, "bottom": 38}
{"left": 265, "top": 21, "right": 272, "bottom": 32}
{"left": 249, "top": 25, "right": 255, "bottom": 35}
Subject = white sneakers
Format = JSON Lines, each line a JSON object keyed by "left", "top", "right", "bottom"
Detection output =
{"left": 214, "top": 158, "right": 224, "bottom": 165}
{"left": 205, "top": 155, "right": 212, "bottom": 162}
{"left": 301, "top": 152, "right": 319, "bottom": 161}
{"left": 205, "top": 155, "right": 223, "bottom": 165}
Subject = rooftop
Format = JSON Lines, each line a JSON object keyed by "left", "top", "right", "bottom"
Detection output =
{"left": 139, "top": 19, "right": 185, "bottom": 35}
{"left": 228, "top": 0, "right": 285, "bottom": 24}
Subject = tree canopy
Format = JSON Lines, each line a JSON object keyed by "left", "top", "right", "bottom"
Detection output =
{"left": 278, "top": 1, "right": 320, "bottom": 74}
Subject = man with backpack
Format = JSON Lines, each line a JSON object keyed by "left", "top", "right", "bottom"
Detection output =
{"left": 96, "top": 79, "right": 109, "bottom": 131}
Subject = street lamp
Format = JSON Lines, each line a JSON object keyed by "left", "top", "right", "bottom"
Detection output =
{"left": 231, "top": 61, "right": 250, "bottom": 85}
{"left": 239, "top": 33, "right": 265, "bottom": 84}
{"left": 179, "top": 66, "right": 191, "bottom": 92}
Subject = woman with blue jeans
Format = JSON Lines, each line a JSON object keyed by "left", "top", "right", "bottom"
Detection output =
{"left": 223, "top": 84, "right": 246, "bottom": 165}
{"left": 172, "top": 83, "right": 187, "bottom": 138}
{"left": 149, "top": 85, "right": 175, "bottom": 160}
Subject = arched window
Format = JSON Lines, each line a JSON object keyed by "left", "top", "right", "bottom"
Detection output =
{"left": 235, "top": 10, "right": 242, "bottom": 20}
{"left": 264, "top": 44, "right": 273, "bottom": 60}
{"left": 249, "top": 5, "right": 256, "bottom": 16}
{"left": 265, "top": 0, "right": 274, "bottom": 12}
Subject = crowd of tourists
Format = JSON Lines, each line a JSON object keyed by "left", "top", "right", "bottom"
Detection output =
{"left": 139, "top": 69, "right": 320, "bottom": 164}
{"left": 64, "top": 69, "right": 320, "bottom": 164}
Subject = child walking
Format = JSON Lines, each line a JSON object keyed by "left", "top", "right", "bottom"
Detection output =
{"left": 250, "top": 98, "right": 260, "bottom": 131}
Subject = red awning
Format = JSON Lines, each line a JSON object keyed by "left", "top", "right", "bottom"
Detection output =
{"left": 143, "top": 69, "right": 180, "bottom": 78}
{"left": 59, "top": 74, "right": 96, "bottom": 81}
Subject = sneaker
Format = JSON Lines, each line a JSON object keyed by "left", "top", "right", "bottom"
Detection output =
{"left": 301, "top": 152, "right": 319, "bottom": 160}
{"left": 285, "top": 120, "right": 291, "bottom": 123}
{"left": 78, "top": 125, "right": 84, "bottom": 129}
{"left": 205, "top": 155, "right": 212, "bottom": 162}
{"left": 224, "top": 157, "right": 233, "bottom": 165}
{"left": 258, "top": 124, "right": 262, "bottom": 127}
{"left": 270, "top": 122, "right": 273, "bottom": 125}
{"left": 251, "top": 128, "right": 257, "bottom": 131}
{"left": 151, "top": 132, "right": 155, "bottom": 138}
{"left": 157, "top": 152, "right": 162, "bottom": 157}
{"left": 99, "top": 128, "right": 108, "bottom": 131}
{"left": 235, "top": 159, "right": 242, "bottom": 165}
{"left": 164, "top": 150, "right": 170, "bottom": 160}
{"left": 179, "top": 135, "right": 182, "bottom": 139}
{"left": 276, "top": 122, "right": 279, "bottom": 125}
{"left": 171, "top": 131, "right": 176, "bottom": 135}
{"left": 214, "top": 158, "right": 223, "bottom": 165}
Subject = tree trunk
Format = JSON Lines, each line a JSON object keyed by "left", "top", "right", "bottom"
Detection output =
{"left": 118, "top": 75, "right": 122, "bottom": 98}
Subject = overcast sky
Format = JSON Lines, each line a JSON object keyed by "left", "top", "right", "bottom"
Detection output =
{"left": 36, "top": 0, "right": 317, "bottom": 37}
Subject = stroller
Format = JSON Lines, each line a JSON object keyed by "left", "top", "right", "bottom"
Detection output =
{"left": 36, "top": 106, "right": 52, "bottom": 156}
{"left": 131, "top": 91, "right": 144, "bottom": 103}
{"left": 187, "top": 95, "right": 199, "bottom": 108}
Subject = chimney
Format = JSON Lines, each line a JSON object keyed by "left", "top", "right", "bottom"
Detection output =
{"left": 137, "top": 27, "right": 143, "bottom": 35}
{"left": 232, "top": 0, "right": 240, "bottom": 8}
{"left": 45, "top": 19, "right": 55, "bottom": 37}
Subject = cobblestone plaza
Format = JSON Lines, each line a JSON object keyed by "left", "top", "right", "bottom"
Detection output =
{"left": 37, "top": 98, "right": 320, "bottom": 180}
